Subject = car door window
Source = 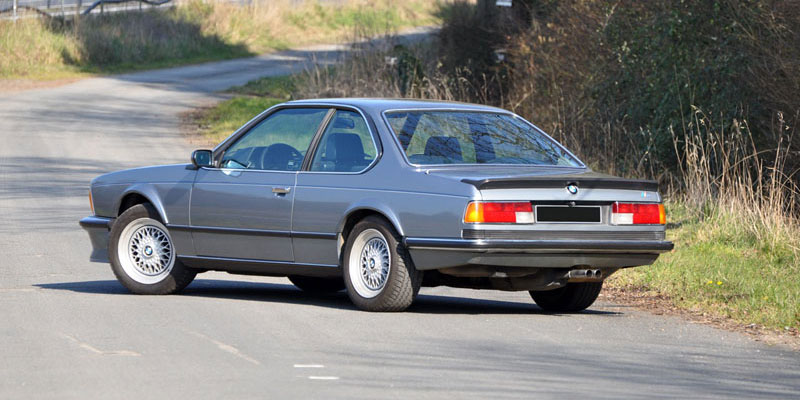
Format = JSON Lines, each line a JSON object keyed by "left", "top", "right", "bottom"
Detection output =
{"left": 221, "top": 108, "right": 329, "bottom": 171}
{"left": 309, "top": 110, "right": 377, "bottom": 172}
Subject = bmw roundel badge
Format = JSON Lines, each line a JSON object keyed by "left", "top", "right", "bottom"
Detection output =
{"left": 566, "top": 183, "right": 579, "bottom": 195}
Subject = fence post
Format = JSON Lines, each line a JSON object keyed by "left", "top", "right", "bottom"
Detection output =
{"left": 12, "top": 0, "right": 17, "bottom": 21}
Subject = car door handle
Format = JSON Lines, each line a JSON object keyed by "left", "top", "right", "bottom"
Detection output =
{"left": 272, "top": 187, "right": 292, "bottom": 194}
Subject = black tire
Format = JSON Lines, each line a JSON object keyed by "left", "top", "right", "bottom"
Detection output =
{"left": 288, "top": 275, "right": 345, "bottom": 293}
{"left": 529, "top": 282, "right": 603, "bottom": 312}
{"left": 109, "top": 204, "right": 196, "bottom": 295}
{"left": 342, "top": 216, "right": 422, "bottom": 312}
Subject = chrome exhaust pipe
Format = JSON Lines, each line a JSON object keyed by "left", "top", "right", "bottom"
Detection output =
{"left": 567, "top": 269, "right": 603, "bottom": 281}
{"left": 567, "top": 269, "right": 591, "bottom": 279}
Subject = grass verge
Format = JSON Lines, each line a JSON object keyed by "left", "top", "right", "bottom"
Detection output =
{"left": 190, "top": 75, "right": 295, "bottom": 143}
{"left": 610, "top": 202, "right": 799, "bottom": 332}
{"left": 193, "top": 96, "right": 283, "bottom": 144}
{"left": 0, "top": 0, "right": 439, "bottom": 81}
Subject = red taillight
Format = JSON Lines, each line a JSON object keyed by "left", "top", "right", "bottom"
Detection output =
{"left": 611, "top": 202, "right": 666, "bottom": 225}
{"left": 464, "top": 202, "right": 533, "bottom": 223}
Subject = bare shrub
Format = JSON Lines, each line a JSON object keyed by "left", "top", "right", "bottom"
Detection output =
{"left": 674, "top": 109, "right": 799, "bottom": 251}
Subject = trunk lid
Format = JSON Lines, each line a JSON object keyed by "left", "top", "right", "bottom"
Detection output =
{"left": 421, "top": 166, "right": 659, "bottom": 192}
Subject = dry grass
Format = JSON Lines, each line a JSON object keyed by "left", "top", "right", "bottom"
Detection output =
{"left": 608, "top": 110, "right": 800, "bottom": 330}
{"left": 673, "top": 109, "right": 799, "bottom": 251}
{"left": 184, "top": 0, "right": 438, "bottom": 53}
{"left": 0, "top": 0, "right": 439, "bottom": 80}
{"left": 0, "top": 17, "right": 84, "bottom": 79}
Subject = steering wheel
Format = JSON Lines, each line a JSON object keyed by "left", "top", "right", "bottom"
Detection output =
{"left": 260, "top": 143, "right": 303, "bottom": 170}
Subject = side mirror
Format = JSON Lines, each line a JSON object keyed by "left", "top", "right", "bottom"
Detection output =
{"left": 191, "top": 149, "right": 213, "bottom": 168}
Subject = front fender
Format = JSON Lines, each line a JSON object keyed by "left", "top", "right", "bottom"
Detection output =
{"left": 115, "top": 184, "right": 170, "bottom": 224}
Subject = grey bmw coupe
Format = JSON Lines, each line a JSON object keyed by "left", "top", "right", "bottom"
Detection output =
{"left": 80, "top": 98, "right": 673, "bottom": 312}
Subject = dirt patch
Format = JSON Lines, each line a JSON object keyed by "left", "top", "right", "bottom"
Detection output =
{"left": 0, "top": 78, "right": 84, "bottom": 94}
{"left": 602, "top": 285, "right": 800, "bottom": 351}
{"left": 179, "top": 101, "right": 225, "bottom": 149}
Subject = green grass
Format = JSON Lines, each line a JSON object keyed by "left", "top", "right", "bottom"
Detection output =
{"left": 1, "top": 0, "right": 439, "bottom": 81}
{"left": 609, "top": 202, "right": 800, "bottom": 330}
{"left": 198, "top": 96, "right": 283, "bottom": 143}
{"left": 287, "top": 1, "right": 436, "bottom": 33}
{"left": 195, "top": 75, "right": 293, "bottom": 142}
{"left": 228, "top": 75, "right": 296, "bottom": 99}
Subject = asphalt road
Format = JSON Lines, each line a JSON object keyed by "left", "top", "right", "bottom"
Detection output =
{"left": 1, "top": 41, "right": 799, "bottom": 399}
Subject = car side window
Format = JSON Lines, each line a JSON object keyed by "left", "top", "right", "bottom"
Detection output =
{"left": 221, "top": 108, "right": 329, "bottom": 171}
{"left": 309, "top": 110, "right": 377, "bottom": 172}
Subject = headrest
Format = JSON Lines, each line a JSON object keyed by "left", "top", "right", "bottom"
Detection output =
{"left": 424, "top": 136, "right": 463, "bottom": 162}
{"left": 332, "top": 117, "right": 356, "bottom": 129}
{"left": 326, "top": 133, "right": 365, "bottom": 161}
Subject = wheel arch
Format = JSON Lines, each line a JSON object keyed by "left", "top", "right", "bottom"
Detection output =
{"left": 116, "top": 185, "right": 169, "bottom": 224}
{"left": 336, "top": 204, "right": 405, "bottom": 259}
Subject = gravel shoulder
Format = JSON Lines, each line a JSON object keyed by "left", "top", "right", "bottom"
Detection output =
{"left": 602, "top": 285, "right": 800, "bottom": 351}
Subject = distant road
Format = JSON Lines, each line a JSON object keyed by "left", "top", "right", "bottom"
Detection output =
{"left": 1, "top": 30, "right": 799, "bottom": 399}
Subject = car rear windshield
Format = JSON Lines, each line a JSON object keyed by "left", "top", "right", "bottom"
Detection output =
{"left": 384, "top": 110, "right": 583, "bottom": 167}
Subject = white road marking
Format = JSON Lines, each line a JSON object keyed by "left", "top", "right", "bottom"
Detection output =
{"left": 187, "top": 331, "right": 261, "bottom": 365}
{"left": 294, "top": 364, "right": 325, "bottom": 368}
{"left": 61, "top": 334, "right": 141, "bottom": 356}
{"left": 308, "top": 376, "right": 340, "bottom": 380}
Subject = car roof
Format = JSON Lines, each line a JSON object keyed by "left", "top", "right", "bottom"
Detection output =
{"left": 286, "top": 98, "right": 508, "bottom": 115}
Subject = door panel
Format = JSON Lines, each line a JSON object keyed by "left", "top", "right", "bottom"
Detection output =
{"left": 291, "top": 181, "right": 360, "bottom": 265}
{"left": 293, "top": 109, "right": 380, "bottom": 265}
{"left": 189, "top": 107, "right": 330, "bottom": 262}
{"left": 190, "top": 169, "right": 295, "bottom": 261}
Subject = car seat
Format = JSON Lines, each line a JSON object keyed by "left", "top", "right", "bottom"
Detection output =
{"left": 325, "top": 133, "right": 366, "bottom": 172}
{"left": 424, "top": 136, "right": 463, "bottom": 163}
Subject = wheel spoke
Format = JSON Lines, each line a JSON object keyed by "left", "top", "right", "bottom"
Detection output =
{"left": 357, "top": 236, "right": 391, "bottom": 291}
{"left": 127, "top": 224, "right": 173, "bottom": 276}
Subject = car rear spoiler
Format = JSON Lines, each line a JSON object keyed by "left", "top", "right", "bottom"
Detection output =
{"left": 461, "top": 176, "right": 659, "bottom": 191}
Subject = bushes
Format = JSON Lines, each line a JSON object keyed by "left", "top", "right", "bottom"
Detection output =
{"left": 429, "top": 0, "right": 800, "bottom": 179}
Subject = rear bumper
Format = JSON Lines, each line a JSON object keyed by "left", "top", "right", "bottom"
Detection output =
{"left": 403, "top": 237, "right": 673, "bottom": 270}
{"left": 79, "top": 216, "right": 114, "bottom": 263}
{"left": 404, "top": 238, "right": 674, "bottom": 252}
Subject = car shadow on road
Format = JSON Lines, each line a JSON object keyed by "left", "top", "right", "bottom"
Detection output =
{"left": 35, "top": 279, "right": 621, "bottom": 316}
